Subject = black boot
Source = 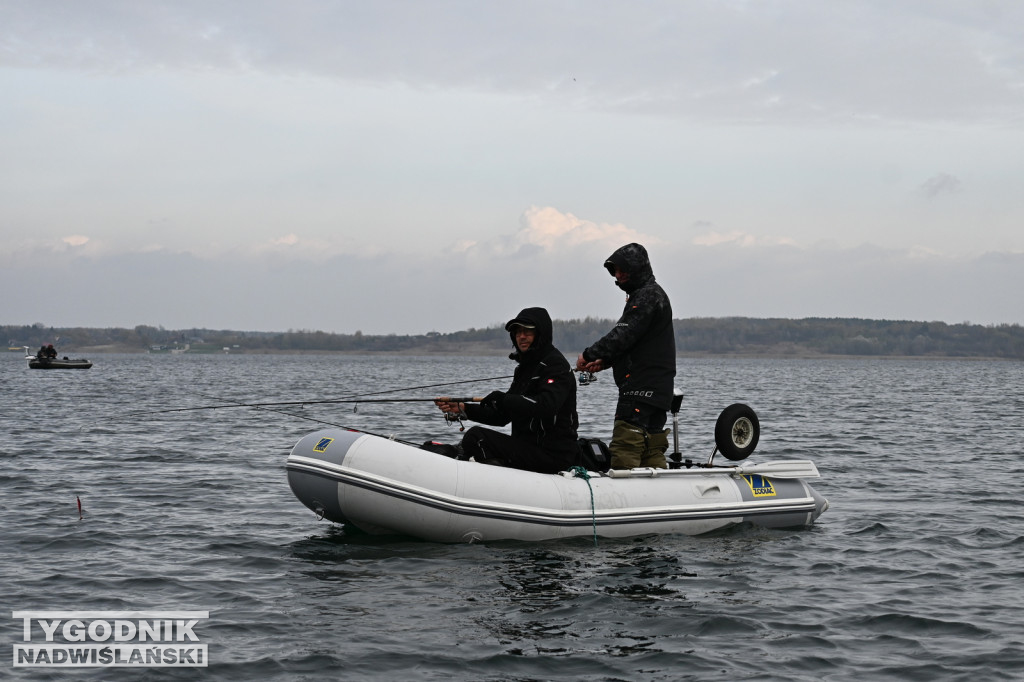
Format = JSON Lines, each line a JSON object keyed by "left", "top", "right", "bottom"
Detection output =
{"left": 420, "top": 441, "right": 462, "bottom": 458}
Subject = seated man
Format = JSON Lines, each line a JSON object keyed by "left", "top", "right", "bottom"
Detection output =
{"left": 435, "top": 307, "right": 579, "bottom": 474}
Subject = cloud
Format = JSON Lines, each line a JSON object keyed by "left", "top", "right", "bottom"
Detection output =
{"left": 659, "top": 241, "right": 1024, "bottom": 325}
{"left": 741, "top": 70, "right": 781, "bottom": 90}
{"left": 691, "top": 230, "right": 798, "bottom": 248}
{"left": 693, "top": 231, "right": 758, "bottom": 248}
{"left": 4, "top": 2, "right": 1024, "bottom": 126}
{"left": 0, "top": 235, "right": 101, "bottom": 263}
{"left": 3, "top": 230, "right": 1021, "bottom": 334}
{"left": 920, "top": 173, "right": 962, "bottom": 198}
{"left": 270, "top": 234, "right": 299, "bottom": 247}
{"left": 455, "top": 206, "right": 655, "bottom": 260}
{"left": 2, "top": 3, "right": 1023, "bottom": 335}
{"left": 513, "top": 206, "right": 651, "bottom": 252}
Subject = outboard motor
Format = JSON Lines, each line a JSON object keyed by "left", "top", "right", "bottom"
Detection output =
{"left": 667, "top": 390, "right": 687, "bottom": 469}
{"left": 667, "top": 395, "right": 762, "bottom": 469}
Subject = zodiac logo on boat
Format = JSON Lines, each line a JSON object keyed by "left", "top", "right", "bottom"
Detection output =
{"left": 741, "top": 474, "right": 776, "bottom": 497}
{"left": 313, "top": 438, "right": 334, "bottom": 453}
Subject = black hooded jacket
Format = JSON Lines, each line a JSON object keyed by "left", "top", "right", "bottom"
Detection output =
{"left": 582, "top": 243, "right": 676, "bottom": 411}
{"left": 463, "top": 307, "right": 579, "bottom": 466}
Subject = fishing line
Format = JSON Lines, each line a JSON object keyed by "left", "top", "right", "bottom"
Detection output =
{"left": 126, "top": 374, "right": 512, "bottom": 417}
{"left": 129, "top": 395, "right": 485, "bottom": 417}
{"left": 196, "top": 393, "right": 352, "bottom": 430}
{"left": 195, "top": 393, "right": 421, "bottom": 446}
{"left": 334, "top": 375, "right": 513, "bottom": 401}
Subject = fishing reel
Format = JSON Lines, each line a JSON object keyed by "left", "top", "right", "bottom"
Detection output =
{"left": 578, "top": 371, "right": 598, "bottom": 386}
{"left": 443, "top": 408, "right": 468, "bottom": 431}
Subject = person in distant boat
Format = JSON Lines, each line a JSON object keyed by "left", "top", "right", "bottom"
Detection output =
{"left": 46, "top": 344, "right": 57, "bottom": 359}
{"left": 576, "top": 243, "right": 676, "bottom": 470}
{"left": 434, "top": 307, "right": 579, "bottom": 474}
{"left": 36, "top": 345, "right": 48, "bottom": 359}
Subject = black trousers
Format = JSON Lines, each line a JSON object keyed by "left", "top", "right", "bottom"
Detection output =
{"left": 461, "top": 426, "right": 570, "bottom": 474}
{"left": 615, "top": 399, "right": 667, "bottom": 432}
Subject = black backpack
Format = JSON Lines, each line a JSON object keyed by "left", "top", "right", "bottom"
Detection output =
{"left": 420, "top": 440, "right": 463, "bottom": 459}
{"left": 577, "top": 437, "right": 611, "bottom": 473}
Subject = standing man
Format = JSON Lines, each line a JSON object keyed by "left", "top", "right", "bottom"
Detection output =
{"left": 577, "top": 243, "right": 675, "bottom": 469}
{"left": 435, "top": 306, "right": 579, "bottom": 474}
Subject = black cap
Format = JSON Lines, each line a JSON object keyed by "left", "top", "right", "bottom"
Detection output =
{"left": 504, "top": 318, "right": 536, "bottom": 331}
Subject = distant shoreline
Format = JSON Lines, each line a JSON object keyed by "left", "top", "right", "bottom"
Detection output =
{"left": 10, "top": 345, "right": 1018, "bottom": 362}
{"left": 7, "top": 317, "right": 1023, "bottom": 360}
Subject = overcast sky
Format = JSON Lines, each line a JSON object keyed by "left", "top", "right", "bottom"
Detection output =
{"left": 2, "top": 1, "right": 1022, "bottom": 335}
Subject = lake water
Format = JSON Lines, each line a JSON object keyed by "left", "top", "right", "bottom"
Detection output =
{"left": 2, "top": 352, "right": 1023, "bottom": 680}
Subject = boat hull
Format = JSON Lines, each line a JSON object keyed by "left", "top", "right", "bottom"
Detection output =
{"left": 28, "top": 358, "right": 93, "bottom": 369}
{"left": 287, "top": 428, "right": 828, "bottom": 543}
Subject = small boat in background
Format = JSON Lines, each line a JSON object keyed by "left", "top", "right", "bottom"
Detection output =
{"left": 26, "top": 344, "right": 92, "bottom": 369}
{"left": 28, "top": 356, "right": 93, "bottom": 369}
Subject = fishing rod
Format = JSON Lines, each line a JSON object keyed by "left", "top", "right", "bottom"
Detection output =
{"left": 123, "top": 372, "right": 512, "bottom": 418}
{"left": 334, "top": 375, "right": 513, "bottom": 400}
{"left": 328, "top": 397, "right": 485, "bottom": 404}
{"left": 131, "top": 368, "right": 593, "bottom": 419}
{"left": 196, "top": 393, "right": 353, "bottom": 430}
{"left": 129, "top": 395, "right": 486, "bottom": 417}
{"left": 196, "top": 393, "right": 430, "bottom": 447}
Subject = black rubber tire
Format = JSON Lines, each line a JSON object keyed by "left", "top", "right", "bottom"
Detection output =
{"left": 714, "top": 404, "right": 760, "bottom": 461}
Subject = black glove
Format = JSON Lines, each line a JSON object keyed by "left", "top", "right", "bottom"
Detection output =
{"left": 482, "top": 390, "right": 506, "bottom": 411}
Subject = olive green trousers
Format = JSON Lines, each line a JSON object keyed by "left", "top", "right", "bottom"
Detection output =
{"left": 609, "top": 420, "right": 669, "bottom": 469}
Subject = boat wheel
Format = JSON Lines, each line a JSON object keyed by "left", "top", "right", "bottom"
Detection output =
{"left": 714, "top": 403, "right": 760, "bottom": 461}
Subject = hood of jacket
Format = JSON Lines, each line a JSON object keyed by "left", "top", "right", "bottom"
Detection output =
{"left": 604, "top": 243, "right": 655, "bottom": 294}
{"left": 504, "top": 306, "right": 554, "bottom": 363}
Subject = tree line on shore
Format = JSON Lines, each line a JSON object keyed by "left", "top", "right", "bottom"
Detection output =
{"left": 6, "top": 317, "right": 1024, "bottom": 359}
